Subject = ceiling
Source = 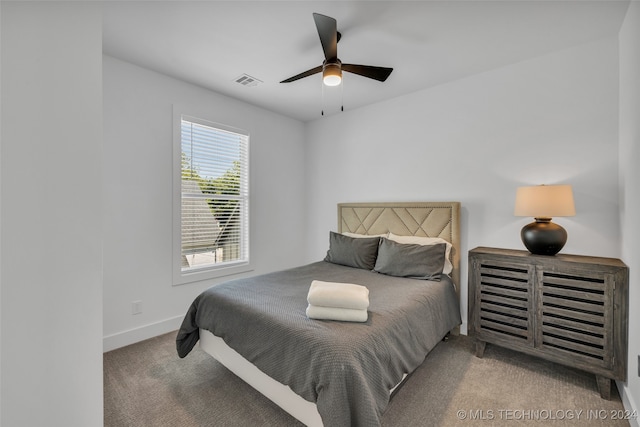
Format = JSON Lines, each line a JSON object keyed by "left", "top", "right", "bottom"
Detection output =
{"left": 102, "top": 1, "right": 630, "bottom": 122}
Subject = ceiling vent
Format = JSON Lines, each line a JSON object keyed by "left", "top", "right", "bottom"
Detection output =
{"left": 234, "top": 74, "right": 262, "bottom": 87}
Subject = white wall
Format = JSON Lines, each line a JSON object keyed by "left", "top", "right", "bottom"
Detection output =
{"left": 0, "top": 2, "right": 103, "bottom": 426}
{"left": 618, "top": 1, "right": 640, "bottom": 424}
{"left": 102, "top": 56, "right": 307, "bottom": 350}
{"left": 0, "top": 1, "right": 3, "bottom": 421}
{"left": 305, "top": 36, "right": 621, "bottom": 334}
{"left": 0, "top": 2, "right": 3, "bottom": 422}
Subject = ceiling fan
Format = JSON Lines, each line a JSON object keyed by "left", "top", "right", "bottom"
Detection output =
{"left": 280, "top": 13, "right": 393, "bottom": 87}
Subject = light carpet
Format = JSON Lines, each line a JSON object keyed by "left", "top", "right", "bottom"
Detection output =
{"left": 104, "top": 332, "right": 630, "bottom": 426}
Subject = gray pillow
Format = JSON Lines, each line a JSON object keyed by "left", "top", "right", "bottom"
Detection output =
{"left": 324, "top": 231, "right": 380, "bottom": 270}
{"left": 374, "top": 238, "right": 445, "bottom": 280}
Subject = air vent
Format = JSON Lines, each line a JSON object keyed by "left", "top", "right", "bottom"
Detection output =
{"left": 234, "top": 74, "right": 262, "bottom": 87}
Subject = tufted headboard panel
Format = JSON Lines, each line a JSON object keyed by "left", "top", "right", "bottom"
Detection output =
{"left": 337, "top": 202, "right": 461, "bottom": 295}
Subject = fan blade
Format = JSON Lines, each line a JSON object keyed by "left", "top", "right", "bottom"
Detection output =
{"left": 313, "top": 13, "right": 338, "bottom": 61}
{"left": 280, "top": 65, "right": 323, "bottom": 83}
{"left": 342, "top": 64, "right": 393, "bottom": 82}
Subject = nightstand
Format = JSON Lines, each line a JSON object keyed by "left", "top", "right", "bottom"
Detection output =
{"left": 468, "top": 247, "right": 628, "bottom": 400}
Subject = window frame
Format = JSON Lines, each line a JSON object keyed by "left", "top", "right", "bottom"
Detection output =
{"left": 172, "top": 106, "right": 252, "bottom": 285}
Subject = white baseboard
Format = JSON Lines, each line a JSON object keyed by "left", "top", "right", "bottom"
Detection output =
{"left": 616, "top": 381, "right": 639, "bottom": 427}
{"left": 103, "top": 315, "right": 183, "bottom": 352}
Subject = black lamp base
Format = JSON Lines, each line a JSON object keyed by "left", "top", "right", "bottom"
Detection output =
{"left": 521, "top": 217, "right": 567, "bottom": 256}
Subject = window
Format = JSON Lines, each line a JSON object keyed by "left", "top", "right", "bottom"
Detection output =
{"left": 174, "top": 113, "right": 249, "bottom": 283}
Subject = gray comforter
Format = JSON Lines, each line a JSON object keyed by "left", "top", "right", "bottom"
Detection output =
{"left": 176, "top": 261, "right": 461, "bottom": 426}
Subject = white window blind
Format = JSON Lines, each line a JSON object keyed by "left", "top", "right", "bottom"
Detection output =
{"left": 180, "top": 116, "right": 249, "bottom": 273}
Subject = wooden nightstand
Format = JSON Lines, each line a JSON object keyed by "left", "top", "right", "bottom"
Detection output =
{"left": 468, "top": 247, "right": 629, "bottom": 400}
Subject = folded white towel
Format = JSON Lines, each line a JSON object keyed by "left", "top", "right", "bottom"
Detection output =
{"left": 306, "top": 304, "right": 368, "bottom": 323}
{"left": 307, "top": 280, "right": 370, "bottom": 310}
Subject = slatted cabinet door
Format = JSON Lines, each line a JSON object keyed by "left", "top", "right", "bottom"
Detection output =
{"left": 470, "top": 257, "right": 535, "bottom": 356}
{"left": 537, "top": 268, "right": 612, "bottom": 370}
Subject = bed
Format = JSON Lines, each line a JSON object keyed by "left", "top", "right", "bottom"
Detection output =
{"left": 176, "top": 202, "right": 462, "bottom": 426}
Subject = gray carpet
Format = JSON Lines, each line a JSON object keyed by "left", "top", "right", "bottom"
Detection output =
{"left": 104, "top": 332, "right": 629, "bottom": 426}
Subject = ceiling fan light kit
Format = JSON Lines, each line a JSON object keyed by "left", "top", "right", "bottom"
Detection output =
{"left": 322, "top": 61, "right": 342, "bottom": 87}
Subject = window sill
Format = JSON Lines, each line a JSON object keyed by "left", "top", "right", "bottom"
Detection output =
{"left": 173, "top": 262, "right": 253, "bottom": 286}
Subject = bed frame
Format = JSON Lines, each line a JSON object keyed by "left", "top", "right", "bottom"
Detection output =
{"left": 199, "top": 201, "right": 461, "bottom": 426}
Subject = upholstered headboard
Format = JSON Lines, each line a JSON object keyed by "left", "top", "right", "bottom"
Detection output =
{"left": 337, "top": 202, "right": 461, "bottom": 295}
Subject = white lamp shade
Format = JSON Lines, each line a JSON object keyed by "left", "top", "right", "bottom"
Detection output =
{"left": 514, "top": 185, "right": 576, "bottom": 218}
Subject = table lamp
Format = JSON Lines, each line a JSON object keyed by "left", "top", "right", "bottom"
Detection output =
{"left": 514, "top": 184, "right": 575, "bottom": 255}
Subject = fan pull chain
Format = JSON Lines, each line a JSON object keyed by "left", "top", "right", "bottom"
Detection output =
{"left": 341, "top": 78, "right": 344, "bottom": 112}
{"left": 321, "top": 79, "right": 325, "bottom": 116}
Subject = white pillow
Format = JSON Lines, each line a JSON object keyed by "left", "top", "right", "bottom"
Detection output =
{"left": 387, "top": 232, "right": 453, "bottom": 274}
{"left": 342, "top": 232, "right": 388, "bottom": 239}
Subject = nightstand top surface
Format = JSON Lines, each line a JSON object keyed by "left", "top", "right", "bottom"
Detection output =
{"left": 469, "top": 246, "right": 627, "bottom": 268}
